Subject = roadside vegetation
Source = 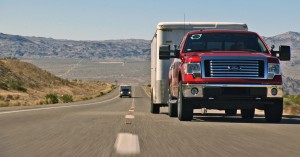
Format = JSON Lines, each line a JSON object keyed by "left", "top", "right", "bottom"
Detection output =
{"left": 284, "top": 94, "right": 300, "bottom": 106}
{"left": 0, "top": 58, "right": 116, "bottom": 107}
{"left": 283, "top": 94, "right": 300, "bottom": 115}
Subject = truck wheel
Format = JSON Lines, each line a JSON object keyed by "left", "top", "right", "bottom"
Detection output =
{"left": 150, "top": 88, "right": 159, "bottom": 114}
{"left": 169, "top": 103, "right": 178, "bottom": 117}
{"left": 168, "top": 89, "right": 178, "bottom": 117}
{"left": 241, "top": 108, "right": 255, "bottom": 119}
{"left": 177, "top": 81, "right": 193, "bottom": 121}
{"left": 225, "top": 109, "right": 237, "bottom": 116}
{"left": 265, "top": 99, "right": 283, "bottom": 123}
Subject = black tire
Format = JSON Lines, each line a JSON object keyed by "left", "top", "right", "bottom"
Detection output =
{"left": 241, "top": 108, "right": 255, "bottom": 119}
{"left": 265, "top": 99, "right": 283, "bottom": 123}
{"left": 177, "top": 81, "right": 193, "bottom": 121}
{"left": 150, "top": 88, "right": 159, "bottom": 114}
{"left": 225, "top": 109, "right": 237, "bottom": 116}
{"left": 168, "top": 89, "right": 178, "bottom": 117}
{"left": 169, "top": 103, "right": 178, "bottom": 117}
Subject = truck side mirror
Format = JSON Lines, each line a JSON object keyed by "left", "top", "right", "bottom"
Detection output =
{"left": 174, "top": 49, "right": 180, "bottom": 58}
{"left": 159, "top": 45, "right": 180, "bottom": 60}
{"left": 271, "top": 45, "right": 291, "bottom": 61}
{"left": 278, "top": 45, "right": 291, "bottom": 61}
{"left": 159, "top": 45, "right": 171, "bottom": 60}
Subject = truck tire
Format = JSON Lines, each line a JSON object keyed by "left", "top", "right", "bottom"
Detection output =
{"left": 265, "top": 99, "right": 283, "bottom": 123}
{"left": 225, "top": 109, "right": 237, "bottom": 116}
{"left": 150, "top": 88, "right": 159, "bottom": 114}
{"left": 241, "top": 108, "right": 255, "bottom": 119}
{"left": 169, "top": 103, "right": 178, "bottom": 117}
{"left": 177, "top": 81, "right": 193, "bottom": 121}
{"left": 168, "top": 89, "right": 178, "bottom": 117}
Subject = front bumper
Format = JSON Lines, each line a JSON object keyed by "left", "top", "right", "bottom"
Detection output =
{"left": 182, "top": 84, "right": 283, "bottom": 98}
{"left": 120, "top": 92, "right": 132, "bottom": 96}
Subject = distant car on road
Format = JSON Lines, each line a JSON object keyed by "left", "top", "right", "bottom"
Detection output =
{"left": 120, "top": 85, "right": 132, "bottom": 98}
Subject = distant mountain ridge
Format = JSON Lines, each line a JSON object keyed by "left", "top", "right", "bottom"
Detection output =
{"left": 0, "top": 33, "right": 150, "bottom": 60}
{"left": 264, "top": 31, "right": 300, "bottom": 51}
{"left": 1, "top": 31, "right": 300, "bottom": 60}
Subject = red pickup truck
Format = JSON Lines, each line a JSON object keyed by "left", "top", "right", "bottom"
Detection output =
{"left": 159, "top": 29, "right": 290, "bottom": 122}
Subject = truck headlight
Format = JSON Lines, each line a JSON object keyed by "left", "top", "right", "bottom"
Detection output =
{"left": 267, "top": 63, "right": 281, "bottom": 79}
{"left": 183, "top": 63, "right": 201, "bottom": 78}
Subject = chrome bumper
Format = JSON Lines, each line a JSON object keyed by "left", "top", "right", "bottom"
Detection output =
{"left": 182, "top": 84, "right": 283, "bottom": 98}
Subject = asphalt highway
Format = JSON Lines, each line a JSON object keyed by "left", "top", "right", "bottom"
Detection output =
{"left": 0, "top": 86, "right": 300, "bottom": 157}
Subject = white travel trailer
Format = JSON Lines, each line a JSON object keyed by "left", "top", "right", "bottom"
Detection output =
{"left": 150, "top": 22, "right": 248, "bottom": 113}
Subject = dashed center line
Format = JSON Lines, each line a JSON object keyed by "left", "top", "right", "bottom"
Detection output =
{"left": 118, "top": 88, "right": 141, "bottom": 155}
{"left": 125, "top": 97, "right": 135, "bottom": 123}
{"left": 114, "top": 133, "right": 140, "bottom": 155}
{"left": 125, "top": 115, "right": 135, "bottom": 119}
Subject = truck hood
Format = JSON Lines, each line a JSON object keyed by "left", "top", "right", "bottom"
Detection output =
{"left": 183, "top": 51, "right": 275, "bottom": 62}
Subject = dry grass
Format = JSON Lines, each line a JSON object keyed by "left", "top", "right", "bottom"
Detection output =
{"left": 0, "top": 59, "right": 115, "bottom": 107}
{"left": 284, "top": 105, "right": 300, "bottom": 115}
{"left": 283, "top": 94, "right": 300, "bottom": 115}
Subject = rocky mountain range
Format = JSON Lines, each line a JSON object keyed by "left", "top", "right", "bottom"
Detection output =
{"left": 1, "top": 31, "right": 300, "bottom": 60}
{"left": 0, "top": 33, "right": 150, "bottom": 60}
{"left": 264, "top": 31, "right": 300, "bottom": 50}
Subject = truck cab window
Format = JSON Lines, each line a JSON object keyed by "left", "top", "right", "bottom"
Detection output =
{"left": 184, "top": 33, "right": 268, "bottom": 53}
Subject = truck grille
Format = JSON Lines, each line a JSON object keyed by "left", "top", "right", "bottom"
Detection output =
{"left": 204, "top": 59, "right": 264, "bottom": 78}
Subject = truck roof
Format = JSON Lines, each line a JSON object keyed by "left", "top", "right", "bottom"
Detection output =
{"left": 156, "top": 22, "right": 248, "bottom": 31}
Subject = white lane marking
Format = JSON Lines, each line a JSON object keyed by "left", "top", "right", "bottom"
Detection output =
{"left": 125, "top": 115, "right": 135, "bottom": 119}
{"left": 131, "top": 97, "right": 135, "bottom": 107}
{"left": 99, "top": 61, "right": 124, "bottom": 66}
{"left": 142, "top": 86, "right": 151, "bottom": 97}
{"left": 0, "top": 95, "right": 120, "bottom": 115}
{"left": 128, "top": 98, "right": 135, "bottom": 112}
{"left": 114, "top": 133, "right": 140, "bottom": 155}
{"left": 58, "top": 59, "right": 83, "bottom": 77}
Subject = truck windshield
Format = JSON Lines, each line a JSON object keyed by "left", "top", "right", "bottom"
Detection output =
{"left": 184, "top": 33, "right": 267, "bottom": 53}
{"left": 121, "top": 89, "right": 130, "bottom": 91}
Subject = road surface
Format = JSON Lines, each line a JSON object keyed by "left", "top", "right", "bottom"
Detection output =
{"left": 0, "top": 86, "right": 300, "bottom": 157}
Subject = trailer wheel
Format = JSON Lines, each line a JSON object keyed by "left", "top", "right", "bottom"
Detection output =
{"left": 168, "top": 89, "right": 178, "bottom": 117}
{"left": 241, "top": 108, "right": 255, "bottom": 119}
{"left": 177, "top": 81, "right": 193, "bottom": 121}
{"left": 265, "top": 99, "right": 283, "bottom": 123}
{"left": 150, "top": 88, "right": 159, "bottom": 114}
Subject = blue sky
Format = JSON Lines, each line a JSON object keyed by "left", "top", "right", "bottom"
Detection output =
{"left": 0, "top": 0, "right": 299, "bottom": 40}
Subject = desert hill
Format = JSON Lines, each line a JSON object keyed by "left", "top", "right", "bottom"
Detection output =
{"left": 0, "top": 59, "right": 114, "bottom": 106}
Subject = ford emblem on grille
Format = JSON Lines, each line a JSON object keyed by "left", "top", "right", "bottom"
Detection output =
{"left": 228, "top": 65, "right": 241, "bottom": 71}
